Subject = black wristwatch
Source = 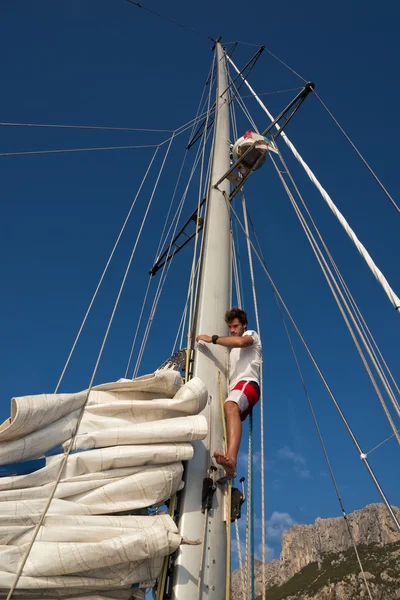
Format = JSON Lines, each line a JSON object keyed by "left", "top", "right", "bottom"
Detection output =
{"left": 212, "top": 335, "right": 219, "bottom": 344}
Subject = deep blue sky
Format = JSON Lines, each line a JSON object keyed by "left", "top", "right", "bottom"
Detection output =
{"left": 1, "top": 0, "right": 399, "bottom": 565}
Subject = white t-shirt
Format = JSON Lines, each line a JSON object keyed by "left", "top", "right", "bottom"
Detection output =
{"left": 229, "top": 329, "right": 262, "bottom": 390}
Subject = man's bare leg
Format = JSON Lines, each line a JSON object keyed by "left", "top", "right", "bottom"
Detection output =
{"left": 214, "top": 401, "right": 242, "bottom": 476}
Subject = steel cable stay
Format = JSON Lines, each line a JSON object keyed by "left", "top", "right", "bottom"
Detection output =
{"left": 131, "top": 122, "right": 215, "bottom": 379}
{"left": 229, "top": 80, "right": 246, "bottom": 313}
{"left": 124, "top": 57, "right": 217, "bottom": 378}
{"left": 227, "top": 65, "right": 259, "bottom": 134}
{"left": 225, "top": 40, "right": 308, "bottom": 80}
{"left": 271, "top": 147, "right": 400, "bottom": 416}
{"left": 126, "top": 60, "right": 218, "bottom": 377}
{"left": 0, "top": 143, "right": 159, "bottom": 157}
{"left": 242, "top": 87, "right": 303, "bottom": 99}
{"left": 234, "top": 518, "right": 247, "bottom": 600}
{"left": 225, "top": 196, "right": 400, "bottom": 532}
{"left": 241, "top": 192, "right": 266, "bottom": 600}
{"left": 0, "top": 109, "right": 215, "bottom": 158}
{"left": 269, "top": 152, "right": 400, "bottom": 437}
{"left": 187, "top": 133, "right": 214, "bottom": 341}
{"left": 186, "top": 46, "right": 262, "bottom": 151}
{"left": 156, "top": 63, "right": 218, "bottom": 596}
{"left": 54, "top": 144, "right": 159, "bottom": 393}
{"left": 226, "top": 53, "right": 400, "bottom": 314}
{"left": 312, "top": 89, "right": 400, "bottom": 216}
{"left": 7, "top": 37, "right": 399, "bottom": 600}
{"left": 55, "top": 75, "right": 217, "bottom": 396}
{"left": 172, "top": 145, "right": 212, "bottom": 358}
{"left": 5, "top": 133, "right": 176, "bottom": 600}
{"left": 158, "top": 58, "right": 216, "bottom": 255}
{"left": 184, "top": 52, "right": 217, "bottom": 382}
{"left": 229, "top": 79, "right": 244, "bottom": 311}
{"left": 232, "top": 235, "right": 243, "bottom": 309}
{"left": 228, "top": 77, "right": 264, "bottom": 599}
{"left": 273, "top": 288, "right": 374, "bottom": 600}
{"left": 244, "top": 203, "right": 374, "bottom": 598}
{"left": 171, "top": 257, "right": 200, "bottom": 355}
{"left": 228, "top": 84, "right": 255, "bottom": 600}
{"left": 125, "top": 138, "right": 197, "bottom": 377}
{"left": 366, "top": 429, "right": 400, "bottom": 456}
{"left": 247, "top": 204, "right": 400, "bottom": 459}
{"left": 0, "top": 121, "right": 175, "bottom": 132}
{"left": 133, "top": 252, "right": 175, "bottom": 378}
{"left": 160, "top": 126, "right": 214, "bottom": 363}
{"left": 151, "top": 124, "right": 214, "bottom": 592}
{"left": 56, "top": 127, "right": 179, "bottom": 393}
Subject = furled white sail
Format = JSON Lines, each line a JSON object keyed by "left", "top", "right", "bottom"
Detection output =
{"left": 0, "top": 370, "right": 208, "bottom": 599}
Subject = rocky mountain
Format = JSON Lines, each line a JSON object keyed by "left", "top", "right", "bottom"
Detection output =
{"left": 231, "top": 503, "right": 400, "bottom": 599}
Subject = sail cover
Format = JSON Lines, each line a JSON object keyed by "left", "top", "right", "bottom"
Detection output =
{"left": 0, "top": 370, "right": 208, "bottom": 599}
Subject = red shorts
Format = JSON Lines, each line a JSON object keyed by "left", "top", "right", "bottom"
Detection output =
{"left": 226, "top": 380, "right": 260, "bottom": 421}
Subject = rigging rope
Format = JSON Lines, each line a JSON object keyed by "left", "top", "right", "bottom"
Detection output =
{"left": 242, "top": 87, "right": 303, "bottom": 98}
{"left": 6, "top": 135, "right": 176, "bottom": 600}
{"left": 0, "top": 144, "right": 159, "bottom": 157}
{"left": 127, "top": 62, "right": 216, "bottom": 375}
{"left": 129, "top": 62, "right": 217, "bottom": 376}
{"left": 366, "top": 429, "right": 400, "bottom": 456}
{"left": 228, "top": 73, "right": 258, "bottom": 599}
{"left": 241, "top": 193, "right": 266, "bottom": 600}
{"left": 271, "top": 148, "right": 400, "bottom": 418}
{"left": 0, "top": 110, "right": 215, "bottom": 159}
{"left": 217, "top": 372, "right": 232, "bottom": 600}
{"left": 226, "top": 53, "right": 400, "bottom": 314}
{"left": 133, "top": 125, "right": 214, "bottom": 377}
{"left": 124, "top": 275, "right": 152, "bottom": 378}
{"left": 0, "top": 121, "right": 174, "bottom": 132}
{"left": 120, "top": 132, "right": 175, "bottom": 379}
{"left": 228, "top": 75, "right": 259, "bottom": 133}
{"left": 125, "top": 0, "right": 213, "bottom": 41}
{"left": 234, "top": 519, "right": 247, "bottom": 600}
{"left": 171, "top": 258, "right": 200, "bottom": 355}
{"left": 313, "top": 89, "right": 400, "bottom": 216}
{"left": 228, "top": 76, "right": 245, "bottom": 309}
{"left": 154, "top": 74, "right": 216, "bottom": 595}
{"left": 185, "top": 52, "right": 216, "bottom": 381}
{"left": 269, "top": 152, "right": 400, "bottom": 439}
{"left": 272, "top": 288, "right": 374, "bottom": 600}
{"left": 232, "top": 235, "right": 243, "bottom": 309}
{"left": 54, "top": 145, "right": 159, "bottom": 393}
{"left": 262, "top": 46, "right": 308, "bottom": 83}
{"left": 248, "top": 414, "right": 255, "bottom": 600}
{"left": 228, "top": 78, "right": 247, "bottom": 310}
{"left": 125, "top": 140, "right": 190, "bottom": 377}
{"left": 224, "top": 194, "right": 400, "bottom": 532}
{"left": 245, "top": 426, "right": 252, "bottom": 599}
{"left": 133, "top": 254, "right": 176, "bottom": 377}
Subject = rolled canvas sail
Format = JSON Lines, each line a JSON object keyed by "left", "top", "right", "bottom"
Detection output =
{"left": 0, "top": 371, "right": 208, "bottom": 598}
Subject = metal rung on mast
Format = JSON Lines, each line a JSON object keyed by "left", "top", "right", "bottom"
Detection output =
{"left": 149, "top": 198, "right": 206, "bottom": 275}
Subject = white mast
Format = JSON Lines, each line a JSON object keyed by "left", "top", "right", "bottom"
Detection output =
{"left": 172, "top": 41, "right": 232, "bottom": 599}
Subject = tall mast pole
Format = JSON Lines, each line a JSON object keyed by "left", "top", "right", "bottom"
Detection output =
{"left": 172, "top": 41, "right": 232, "bottom": 599}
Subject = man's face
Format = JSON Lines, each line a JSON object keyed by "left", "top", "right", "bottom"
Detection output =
{"left": 227, "top": 318, "right": 246, "bottom": 337}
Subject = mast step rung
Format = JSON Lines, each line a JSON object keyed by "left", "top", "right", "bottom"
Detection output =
{"left": 227, "top": 172, "right": 243, "bottom": 187}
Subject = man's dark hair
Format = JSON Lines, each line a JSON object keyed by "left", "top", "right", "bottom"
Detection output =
{"left": 225, "top": 307, "right": 248, "bottom": 326}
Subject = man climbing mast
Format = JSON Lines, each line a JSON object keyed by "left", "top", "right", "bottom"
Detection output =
{"left": 196, "top": 307, "right": 262, "bottom": 479}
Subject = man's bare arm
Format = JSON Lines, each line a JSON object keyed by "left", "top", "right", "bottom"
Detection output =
{"left": 196, "top": 334, "right": 253, "bottom": 348}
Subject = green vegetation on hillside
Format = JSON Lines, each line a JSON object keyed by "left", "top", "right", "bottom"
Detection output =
{"left": 256, "top": 541, "right": 400, "bottom": 600}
